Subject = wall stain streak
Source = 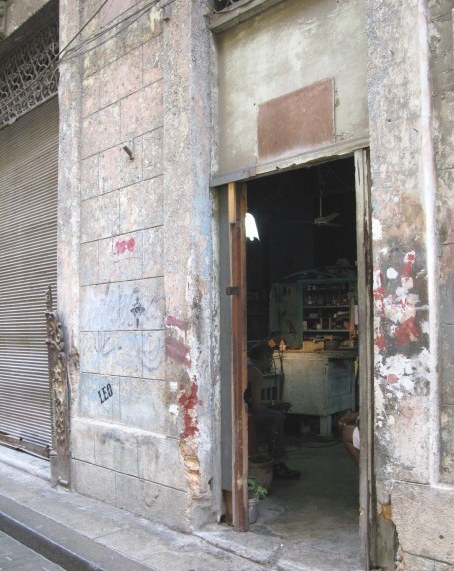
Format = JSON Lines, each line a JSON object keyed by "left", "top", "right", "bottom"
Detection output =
{"left": 166, "top": 314, "right": 188, "bottom": 332}
{"left": 177, "top": 377, "right": 203, "bottom": 439}
{"left": 165, "top": 336, "right": 191, "bottom": 368}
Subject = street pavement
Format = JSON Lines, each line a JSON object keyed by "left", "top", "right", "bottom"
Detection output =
{"left": 0, "top": 446, "right": 361, "bottom": 571}
{"left": 0, "top": 530, "right": 64, "bottom": 570}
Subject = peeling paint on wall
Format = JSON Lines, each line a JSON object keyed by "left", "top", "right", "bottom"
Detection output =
{"left": 373, "top": 252, "right": 425, "bottom": 355}
{"left": 176, "top": 376, "right": 205, "bottom": 497}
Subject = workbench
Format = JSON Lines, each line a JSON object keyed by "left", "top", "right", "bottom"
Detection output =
{"left": 280, "top": 350, "right": 357, "bottom": 434}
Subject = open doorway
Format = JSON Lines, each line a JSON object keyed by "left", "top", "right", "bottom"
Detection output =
{"left": 243, "top": 156, "right": 360, "bottom": 557}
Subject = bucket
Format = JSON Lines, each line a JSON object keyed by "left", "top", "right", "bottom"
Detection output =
{"left": 248, "top": 497, "right": 259, "bottom": 524}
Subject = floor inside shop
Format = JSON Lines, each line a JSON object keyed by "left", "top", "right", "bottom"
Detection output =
{"left": 251, "top": 427, "right": 360, "bottom": 560}
{"left": 243, "top": 157, "right": 360, "bottom": 562}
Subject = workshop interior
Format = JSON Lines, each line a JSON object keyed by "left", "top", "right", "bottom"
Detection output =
{"left": 244, "top": 156, "right": 360, "bottom": 543}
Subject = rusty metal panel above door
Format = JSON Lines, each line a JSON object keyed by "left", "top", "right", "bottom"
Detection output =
{"left": 258, "top": 79, "right": 335, "bottom": 162}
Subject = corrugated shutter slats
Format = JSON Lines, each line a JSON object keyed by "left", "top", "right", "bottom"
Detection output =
{"left": 0, "top": 98, "right": 58, "bottom": 456}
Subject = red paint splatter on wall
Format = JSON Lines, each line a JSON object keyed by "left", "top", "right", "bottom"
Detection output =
{"left": 115, "top": 237, "right": 136, "bottom": 255}
{"left": 394, "top": 316, "right": 420, "bottom": 345}
{"left": 374, "top": 252, "right": 423, "bottom": 363}
{"left": 165, "top": 336, "right": 191, "bottom": 368}
{"left": 387, "top": 373, "right": 399, "bottom": 384}
{"left": 178, "top": 378, "right": 203, "bottom": 438}
{"left": 373, "top": 271, "right": 385, "bottom": 314}
{"left": 375, "top": 333, "right": 387, "bottom": 351}
{"left": 401, "top": 251, "right": 415, "bottom": 278}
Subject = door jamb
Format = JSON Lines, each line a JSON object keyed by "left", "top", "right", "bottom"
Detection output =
{"left": 228, "top": 181, "right": 248, "bottom": 531}
{"left": 355, "top": 148, "right": 376, "bottom": 569}
{"left": 226, "top": 151, "right": 377, "bottom": 554}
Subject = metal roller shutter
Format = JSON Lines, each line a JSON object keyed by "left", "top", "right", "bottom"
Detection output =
{"left": 0, "top": 97, "right": 58, "bottom": 458}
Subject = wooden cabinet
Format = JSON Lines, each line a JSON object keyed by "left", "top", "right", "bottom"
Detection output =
{"left": 281, "top": 350, "right": 356, "bottom": 434}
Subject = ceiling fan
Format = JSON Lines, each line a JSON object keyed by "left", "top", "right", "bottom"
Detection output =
{"left": 313, "top": 191, "right": 341, "bottom": 227}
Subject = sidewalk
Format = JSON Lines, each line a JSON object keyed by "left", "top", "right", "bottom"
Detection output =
{"left": 0, "top": 447, "right": 360, "bottom": 571}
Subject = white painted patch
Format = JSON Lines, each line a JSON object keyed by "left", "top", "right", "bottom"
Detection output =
{"left": 169, "top": 404, "right": 179, "bottom": 415}
{"left": 169, "top": 382, "right": 178, "bottom": 392}
{"left": 376, "top": 348, "right": 432, "bottom": 395}
{"left": 387, "top": 267, "right": 398, "bottom": 280}
{"left": 401, "top": 276, "right": 414, "bottom": 290}
{"left": 149, "top": 6, "right": 161, "bottom": 33}
{"left": 373, "top": 270, "right": 382, "bottom": 291}
{"left": 375, "top": 379, "right": 385, "bottom": 416}
{"left": 421, "top": 320, "right": 430, "bottom": 334}
{"left": 372, "top": 218, "right": 382, "bottom": 240}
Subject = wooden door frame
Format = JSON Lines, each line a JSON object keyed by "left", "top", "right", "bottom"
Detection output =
{"left": 228, "top": 181, "right": 248, "bottom": 530}
{"left": 355, "top": 148, "right": 376, "bottom": 569}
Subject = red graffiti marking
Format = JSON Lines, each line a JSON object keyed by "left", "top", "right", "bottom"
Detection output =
{"left": 115, "top": 237, "right": 136, "bottom": 255}
{"left": 166, "top": 315, "right": 188, "bottom": 332}
{"left": 178, "top": 378, "right": 203, "bottom": 438}
{"left": 402, "top": 251, "right": 415, "bottom": 278}
{"left": 394, "top": 316, "right": 420, "bottom": 345}
{"left": 387, "top": 373, "right": 399, "bottom": 384}
{"left": 165, "top": 336, "right": 191, "bottom": 368}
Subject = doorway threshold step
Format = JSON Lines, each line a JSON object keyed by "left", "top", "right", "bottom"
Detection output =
{"left": 196, "top": 527, "right": 362, "bottom": 571}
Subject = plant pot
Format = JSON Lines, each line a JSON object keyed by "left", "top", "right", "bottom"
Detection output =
{"left": 248, "top": 496, "right": 259, "bottom": 524}
{"left": 249, "top": 458, "right": 274, "bottom": 490}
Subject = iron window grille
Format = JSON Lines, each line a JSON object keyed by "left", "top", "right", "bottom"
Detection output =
{"left": 0, "top": 22, "right": 59, "bottom": 128}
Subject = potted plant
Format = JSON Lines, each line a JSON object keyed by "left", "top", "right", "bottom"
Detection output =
{"left": 249, "top": 454, "right": 274, "bottom": 489}
{"left": 248, "top": 477, "right": 268, "bottom": 524}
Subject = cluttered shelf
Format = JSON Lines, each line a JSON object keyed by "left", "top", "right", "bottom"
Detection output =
{"left": 269, "top": 268, "right": 358, "bottom": 351}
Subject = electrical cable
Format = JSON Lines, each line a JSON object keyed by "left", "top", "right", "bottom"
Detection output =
{"left": 59, "top": 0, "right": 159, "bottom": 62}
{"left": 0, "top": 0, "right": 110, "bottom": 118}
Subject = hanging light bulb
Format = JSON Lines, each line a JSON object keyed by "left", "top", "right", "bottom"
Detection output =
{"left": 245, "top": 212, "right": 260, "bottom": 241}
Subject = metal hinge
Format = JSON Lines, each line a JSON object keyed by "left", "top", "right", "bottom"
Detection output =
{"left": 226, "top": 286, "right": 240, "bottom": 295}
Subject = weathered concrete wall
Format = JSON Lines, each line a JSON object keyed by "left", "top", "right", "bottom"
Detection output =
{"left": 3, "top": 0, "right": 48, "bottom": 36}
{"left": 368, "top": 0, "right": 454, "bottom": 568}
{"left": 60, "top": 0, "right": 217, "bottom": 531}
{"left": 215, "top": 0, "right": 368, "bottom": 175}
{"left": 430, "top": 0, "right": 454, "bottom": 487}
